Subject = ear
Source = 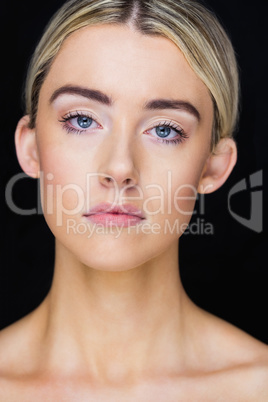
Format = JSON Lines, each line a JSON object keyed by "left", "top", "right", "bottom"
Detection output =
{"left": 15, "top": 115, "right": 40, "bottom": 178}
{"left": 198, "top": 138, "right": 237, "bottom": 194}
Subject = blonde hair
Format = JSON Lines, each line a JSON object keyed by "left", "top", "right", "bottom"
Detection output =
{"left": 25, "top": 0, "right": 239, "bottom": 150}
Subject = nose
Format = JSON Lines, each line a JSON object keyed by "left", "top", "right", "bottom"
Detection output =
{"left": 97, "top": 132, "right": 139, "bottom": 190}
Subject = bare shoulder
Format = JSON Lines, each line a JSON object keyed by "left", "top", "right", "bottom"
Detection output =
{"left": 0, "top": 312, "right": 47, "bottom": 400}
{"left": 196, "top": 307, "right": 268, "bottom": 399}
{"left": 0, "top": 311, "right": 40, "bottom": 386}
{"left": 212, "top": 346, "right": 268, "bottom": 401}
{"left": 0, "top": 313, "right": 35, "bottom": 367}
{"left": 0, "top": 306, "right": 268, "bottom": 401}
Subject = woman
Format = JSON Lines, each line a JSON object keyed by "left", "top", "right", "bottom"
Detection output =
{"left": 1, "top": 0, "right": 267, "bottom": 399}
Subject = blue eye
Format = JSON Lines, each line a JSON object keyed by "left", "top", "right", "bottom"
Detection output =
{"left": 59, "top": 111, "right": 100, "bottom": 134}
{"left": 146, "top": 121, "right": 188, "bottom": 145}
{"left": 77, "top": 115, "right": 93, "bottom": 129}
{"left": 155, "top": 126, "right": 171, "bottom": 138}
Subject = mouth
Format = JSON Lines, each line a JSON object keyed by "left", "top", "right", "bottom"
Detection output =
{"left": 83, "top": 202, "right": 145, "bottom": 227}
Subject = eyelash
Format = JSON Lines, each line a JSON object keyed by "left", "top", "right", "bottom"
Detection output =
{"left": 147, "top": 121, "right": 188, "bottom": 145}
{"left": 59, "top": 111, "right": 99, "bottom": 134}
{"left": 59, "top": 112, "right": 188, "bottom": 145}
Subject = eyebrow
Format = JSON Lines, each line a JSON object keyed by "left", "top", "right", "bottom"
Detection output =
{"left": 49, "top": 85, "right": 113, "bottom": 106}
{"left": 49, "top": 85, "right": 200, "bottom": 121}
{"left": 144, "top": 99, "right": 200, "bottom": 121}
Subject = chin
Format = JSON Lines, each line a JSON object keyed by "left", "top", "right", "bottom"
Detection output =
{"left": 77, "top": 248, "right": 150, "bottom": 272}
{"left": 55, "top": 231, "right": 150, "bottom": 272}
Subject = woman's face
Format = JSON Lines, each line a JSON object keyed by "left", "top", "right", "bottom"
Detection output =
{"left": 35, "top": 24, "right": 214, "bottom": 271}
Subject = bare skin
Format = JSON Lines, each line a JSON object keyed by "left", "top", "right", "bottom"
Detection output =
{"left": 1, "top": 25, "right": 267, "bottom": 400}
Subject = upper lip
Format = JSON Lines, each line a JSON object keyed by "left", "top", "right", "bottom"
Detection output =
{"left": 84, "top": 202, "right": 145, "bottom": 219}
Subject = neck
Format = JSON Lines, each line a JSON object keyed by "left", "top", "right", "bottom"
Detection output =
{"left": 38, "top": 239, "right": 195, "bottom": 382}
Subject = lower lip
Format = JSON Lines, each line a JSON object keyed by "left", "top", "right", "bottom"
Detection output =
{"left": 85, "top": 213, "right": 143, "bottom": 227}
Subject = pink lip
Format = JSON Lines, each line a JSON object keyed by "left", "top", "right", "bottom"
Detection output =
{"left": 83, "top": 202, "right": 145, "bottom": 227}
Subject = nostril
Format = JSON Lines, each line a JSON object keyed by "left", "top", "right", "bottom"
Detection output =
{"left": 99, "top": 172, "right": 138, "bottom": 189}
{"left": 100, "top": 175, "right": 115, "bottom": 188}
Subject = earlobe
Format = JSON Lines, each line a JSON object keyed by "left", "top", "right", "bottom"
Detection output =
{"left": 15, "top": 115, "right": 40, "bottom": 178}
{"left": 198, "top": 138, "right": 237, "bottom": 194}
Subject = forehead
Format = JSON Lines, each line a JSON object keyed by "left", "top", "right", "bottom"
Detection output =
{"left": 41, "top": 24, "right": 212, "bottom": 110}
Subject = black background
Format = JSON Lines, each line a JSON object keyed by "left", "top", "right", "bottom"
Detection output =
{"left": 1, "top": 1, "right": 268, "bottom": 342}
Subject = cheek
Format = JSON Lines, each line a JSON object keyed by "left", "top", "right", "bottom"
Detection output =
{"left": 141, "top": 142, "right": 209, "bottom": 238}
{"left": 37, "top": 144, "right": 86, "bottom": 223}
{"left": 145, "top": 150, "right": 205, "bottom": 213}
